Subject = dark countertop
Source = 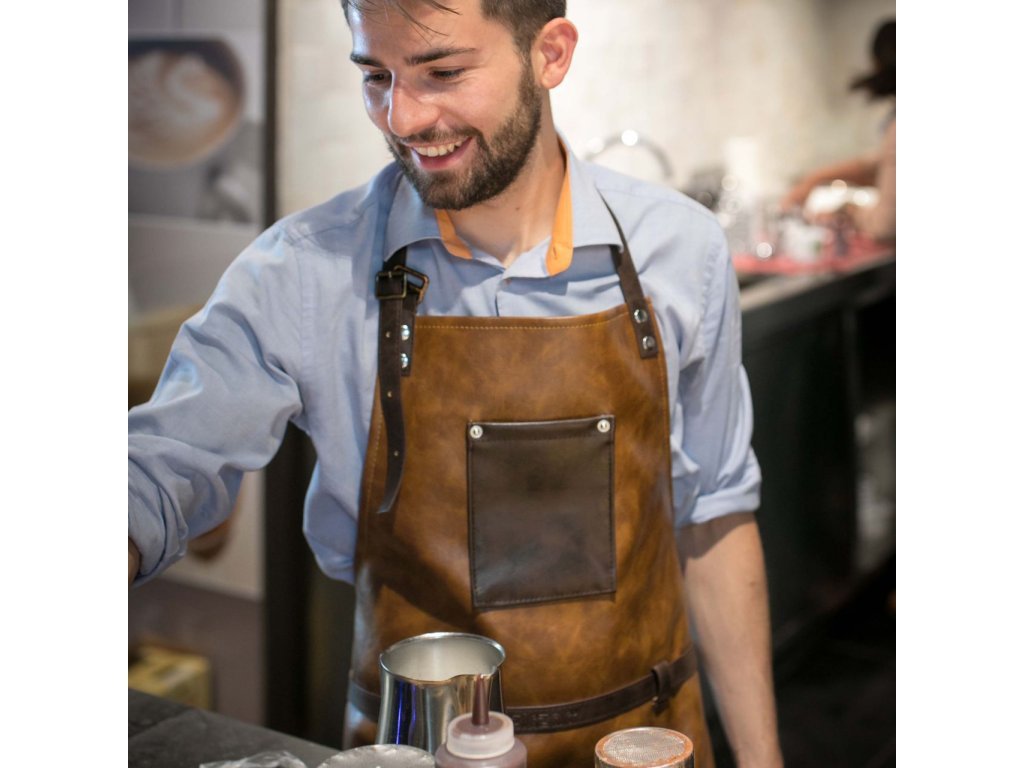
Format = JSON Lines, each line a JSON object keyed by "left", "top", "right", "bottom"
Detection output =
{"left": 738, "top": 252, "right": 896, "bottom": 349}
{"left": 129, "top": 688, "right": 340, "bottom": 768}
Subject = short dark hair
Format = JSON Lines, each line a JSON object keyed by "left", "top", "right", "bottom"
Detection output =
{"left": 341, "top": 0, "right": 567, "bottom": 53}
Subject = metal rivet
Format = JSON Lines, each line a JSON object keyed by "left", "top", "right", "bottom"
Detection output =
{"left": 632, "top": 307, "right": 648, "bottom": 324}
{"left": 385, "top": 390, "right": 393, "bottom": 399}
{"left": 384, "top": 330, "right": 392, "bottom": 339}
{"left": 400, "top": 324, "right": 411, "bottom": 341}
{"left": 597, "top": 419, "right": 611, "bottom": 433}
{"left": 400, "top": 353, "right": 409, "bottom": 369}
{"left": 469, "top": 425, "right": 484, "bottom": 439}
{"left": 641, "top": 335, "right": 657, "bottom": 351}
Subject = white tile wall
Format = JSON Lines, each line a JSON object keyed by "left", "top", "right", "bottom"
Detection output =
{"left": 277, "top": 0, "right": 895, "bottom": 212}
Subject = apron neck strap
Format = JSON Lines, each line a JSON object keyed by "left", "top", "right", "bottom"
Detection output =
{"left": 373, "top": 247, "right": 428, "bottom": 514}
{"left": 600, "top": 196, "right": 660, "bottom": 359}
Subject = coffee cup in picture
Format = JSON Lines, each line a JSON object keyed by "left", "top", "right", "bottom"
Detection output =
{"left": 128, "top": 38, "right": 246, "bottom": 170}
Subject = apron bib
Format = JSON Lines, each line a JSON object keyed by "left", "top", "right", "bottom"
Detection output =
{"left": 343, "top": 212, "right": 715, "bottom": 768}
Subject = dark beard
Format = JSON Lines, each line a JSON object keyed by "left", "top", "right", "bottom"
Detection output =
{"left": 386, "top": 64, "right": 543, "bottom": 211}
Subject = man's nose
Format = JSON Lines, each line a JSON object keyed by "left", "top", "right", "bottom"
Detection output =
{"left": 387, "top": 83, "right": 439, "bottom": 139}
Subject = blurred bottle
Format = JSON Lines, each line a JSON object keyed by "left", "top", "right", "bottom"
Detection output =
{"left": 715, "top": 173, "right": 753, "bottom": 256}
{"left": 434, "top": 678, "right": 526, "bottom": 768}
{"left": 779, "top": 217, "right": 829, "bottom": 264}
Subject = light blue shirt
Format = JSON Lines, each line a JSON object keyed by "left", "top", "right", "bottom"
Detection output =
{"left": 128, "top": 142, "right": 761, "bottom": 584}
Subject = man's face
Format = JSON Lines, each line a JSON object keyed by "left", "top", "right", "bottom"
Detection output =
{"left": 349, "top": 1, "right": 544, "bottom": 210}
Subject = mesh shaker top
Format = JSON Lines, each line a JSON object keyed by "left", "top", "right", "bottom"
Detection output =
{"left": 594, "top": 727, "right": 695, "bottom": 768}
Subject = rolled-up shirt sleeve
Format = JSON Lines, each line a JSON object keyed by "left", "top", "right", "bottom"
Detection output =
{"left": 674, "top": 228, "right": 761, "bottom": 527}
{"left": 128, "top": 227, "right": 306, "bottom": 583}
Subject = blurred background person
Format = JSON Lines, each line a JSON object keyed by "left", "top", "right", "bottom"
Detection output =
{"left": 782, "top": 18, "right": 895, "bottom": 243}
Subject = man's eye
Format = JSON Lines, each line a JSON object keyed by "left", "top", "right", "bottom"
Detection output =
{"left": 362, "top": 71, "right": 391, "bottom": 85}
{"left": 431, "top": 68, "right": 464, "bottom": 81}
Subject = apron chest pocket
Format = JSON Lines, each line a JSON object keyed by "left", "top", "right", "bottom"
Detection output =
{"left": 466, "top": 415, "right": 616, "bottom": 610}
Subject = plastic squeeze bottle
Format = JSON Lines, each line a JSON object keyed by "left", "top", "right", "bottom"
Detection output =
{"left": 434, "top": 678, "right": 527, "bottom": 768}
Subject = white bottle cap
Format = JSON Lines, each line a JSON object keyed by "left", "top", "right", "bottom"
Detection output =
{"left": 444, "top": 711, "right": 515, "bottom": 759}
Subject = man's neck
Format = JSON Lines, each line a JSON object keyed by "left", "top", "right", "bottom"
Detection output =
{"left": 444, "top": 127, "right": 566, "bottom": 268}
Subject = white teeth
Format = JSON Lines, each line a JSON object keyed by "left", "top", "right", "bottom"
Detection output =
{"left": 413, "top": 139, "right": 464, "bottom": 158}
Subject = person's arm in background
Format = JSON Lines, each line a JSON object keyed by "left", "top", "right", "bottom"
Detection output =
{"left": 780, "top": 153, "right": 880, "bottom": 211}
{"left": 678, "top": 515, "right": 783, "bottom": 768}
{"left": 851, "top": 118, "right": 896, "bottom": 242}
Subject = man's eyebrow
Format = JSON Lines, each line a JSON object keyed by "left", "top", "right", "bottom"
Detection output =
{"left": 350, "top": 52, "right": 382, "bottom": 67}
{"left": 407, "top": 47, "right": 478, "bottom": 66}
{"left": 350, "top": 47, "right": 478, "bottom": 68}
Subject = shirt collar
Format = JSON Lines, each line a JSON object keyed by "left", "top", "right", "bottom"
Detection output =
{"left": 383, "top": 135, "right": 623, "bottom": 274}
{"left": 434, "top": 156, "right": 575, "bottom": 273}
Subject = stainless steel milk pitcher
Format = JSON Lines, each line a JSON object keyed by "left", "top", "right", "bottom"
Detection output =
{"left": 376, "top": 632, "right": 507, "bottom": 754}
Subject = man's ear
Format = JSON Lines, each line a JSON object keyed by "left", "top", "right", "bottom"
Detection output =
{"left": 532, "top": 17, "right": 578, "bottom": 90}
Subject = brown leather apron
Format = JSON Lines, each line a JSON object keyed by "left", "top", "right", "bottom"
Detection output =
{"left": 343, "top": 210, "right": 715, "bottom": 767}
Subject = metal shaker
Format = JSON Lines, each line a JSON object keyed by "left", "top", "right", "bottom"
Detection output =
{"left": 376, "top": 632, "right": 507, "bottom": 755}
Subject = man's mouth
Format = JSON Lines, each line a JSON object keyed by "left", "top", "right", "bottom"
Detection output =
{"left": 410, "top": 138, "right": 466, "bottom": 158}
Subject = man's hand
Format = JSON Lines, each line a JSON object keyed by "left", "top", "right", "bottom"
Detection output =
{"left": 129, "top": 538, "right": 141, "bottom": 585}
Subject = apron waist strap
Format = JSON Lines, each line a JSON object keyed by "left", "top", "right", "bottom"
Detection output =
{"left": 347, "top": 646, "right": 697, "bottom": 735}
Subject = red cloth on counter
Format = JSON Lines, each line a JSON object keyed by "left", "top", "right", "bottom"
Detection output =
{"left": 734, "top": 235, "right": 894, "bottom": 276}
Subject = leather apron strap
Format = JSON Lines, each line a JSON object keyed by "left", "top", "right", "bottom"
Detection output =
{"left": 602, "top": 197, "right": 660, "bottom": 360}
{"left": 373, "top": 250, "right": 428, "bottom": 514}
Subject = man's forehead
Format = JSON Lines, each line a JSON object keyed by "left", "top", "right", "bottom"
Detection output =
{"left": 347, "top": 0, "right": 475, "bottom": 28}
{"left": 348, "top": 0, "right": 466, "bottom": 42}
{"left": 348, "top": 0, "right": 511, "bottom": 64}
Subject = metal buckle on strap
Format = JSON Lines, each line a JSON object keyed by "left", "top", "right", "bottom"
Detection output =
{"left": 375, "top": 265, "right": 429, "bottom": 304}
